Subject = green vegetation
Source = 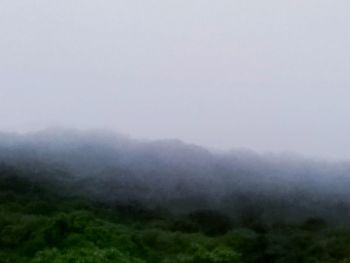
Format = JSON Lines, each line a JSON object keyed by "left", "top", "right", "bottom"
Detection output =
{"left": 2, "top": 164, "right": 350, "bottom": 262}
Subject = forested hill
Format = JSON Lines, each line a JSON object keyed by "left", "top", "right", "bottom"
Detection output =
{"left": 1, "top": 129, "right": 350, "bottom": 223}
{"left": 4, "top": 162, "right": 350, "bottom": 263}
{"left": 3, "top": 130, "right": 350, "bottom": 262}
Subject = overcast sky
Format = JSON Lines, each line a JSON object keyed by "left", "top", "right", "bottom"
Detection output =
{"left": 1, "top": 1, "right": 350, "bottom": 159}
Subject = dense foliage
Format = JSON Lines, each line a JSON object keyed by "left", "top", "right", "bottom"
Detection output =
{"left": 2, "top": 164, "right": 350, "bottom": 263}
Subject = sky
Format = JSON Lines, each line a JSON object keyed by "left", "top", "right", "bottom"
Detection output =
{"left": 1, "top": 1, "right": 350, "bottom": 159}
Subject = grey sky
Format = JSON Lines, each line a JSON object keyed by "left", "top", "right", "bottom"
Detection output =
{"left": 1, "top": 1, "right": 350, "bottom": 159}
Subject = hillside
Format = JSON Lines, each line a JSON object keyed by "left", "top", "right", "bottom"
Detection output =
{"left": 2, "top": 131, "right": 350, "bottom": 262}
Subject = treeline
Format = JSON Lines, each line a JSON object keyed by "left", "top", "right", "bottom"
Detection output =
{"left": 2, "top": 163, "right": 350, "bottom": 262}
{"left": 3, "top": 130, "right": 350, "bottom": 261}
{"left": 1, "top": 129, "right": 350, "bottom": 223}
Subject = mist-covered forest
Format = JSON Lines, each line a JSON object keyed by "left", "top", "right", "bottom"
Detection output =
{"left": 2, "top": 129, "right": 350, "bottom": 262}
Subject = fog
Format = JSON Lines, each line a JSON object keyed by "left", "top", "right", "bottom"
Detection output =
{"left": 1, "top": 129, "right": 350, "bottom": 223}
{"left": 1, "top": 1, "right": 350, "bottom": 159}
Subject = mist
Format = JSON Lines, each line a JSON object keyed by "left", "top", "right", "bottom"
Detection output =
{"left": 1, "top": 129, "right": 350, "bottom": 224}
{"left": 4, "top": 2, "right": 350, "bottom": 261}
{"left": 2, "top": 1, "right": 350, "bottom": 159}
